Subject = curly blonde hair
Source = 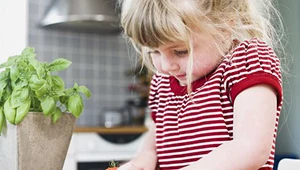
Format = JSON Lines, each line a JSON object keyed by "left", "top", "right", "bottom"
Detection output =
{"left": 118, "top": 0, "right": 285, "bottom": 94}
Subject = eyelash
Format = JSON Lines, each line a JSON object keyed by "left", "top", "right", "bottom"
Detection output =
{"left": 174, "top": 50, "right": 188, "bottom": 56}
{"left": 147, "top": 50, "right": 188, "bottom": 56}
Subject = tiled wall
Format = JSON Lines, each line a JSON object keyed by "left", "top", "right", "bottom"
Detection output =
{"left": 28, "top": 0, "right": 138, "bottom": 126}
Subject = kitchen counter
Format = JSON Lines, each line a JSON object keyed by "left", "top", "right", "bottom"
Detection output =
{"left": 74, "top": 126, "right": 148, "bottom": 134}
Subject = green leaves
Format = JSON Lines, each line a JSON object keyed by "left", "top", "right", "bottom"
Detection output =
{"left": 15, "top": 100, "right": 30, "bottom": 124}
{"left": 2, "top": 96, "right": 31, "bottom": 125}
{"left": 0, "top": 46, "right": 91, "bottom": 135}
{"left": 77, "top": 85, "right": 91, "bottom": 98}
{"left": 51, "top": 107, "right": 62, "bottom": 124}
{"left": 10, "top": 64, "right": 19, "bottom": 83}
{"left": 41, "top": 96, "right": 56, "bottom": 116}
{"left": 0, "top": 107, "right": 6, "bottom": 135}
{"left": 4, "top": 97, "right": 16, "bottom": 124}
{"left": 11, "top": 86, "right": 29, "bottom": 109}
{"left": 21, "top": 47, "right": 36, "bottom": 59}
{"left": 50, "top": 75, "right": 65, "bottom": 93}
{"left": 29, "top": 75, "right": 47, "bottom": 98}
{"left": 0, "top": 55, "right": 20, "bottom": 69}
{"left": 64, "top": 83, "right": 91, "bottom": 118}
{"left": 29, "top": 58, "right": 45, "bottom": 79}
{"left": 67, "top": 94, "right": 83, "bottom": 118}
{"left": 47, "top": 58, "right": 71, "bottom": 72}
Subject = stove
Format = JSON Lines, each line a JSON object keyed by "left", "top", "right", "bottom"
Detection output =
{"left": 63, "top": 131, "right": 147, "bottom": 170}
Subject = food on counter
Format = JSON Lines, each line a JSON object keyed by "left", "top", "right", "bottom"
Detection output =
{"left": 106, "top": 168, "right": 118, "bottom": 170}
{"left": 106, "top": 160, "right": 119, "bottom": 170}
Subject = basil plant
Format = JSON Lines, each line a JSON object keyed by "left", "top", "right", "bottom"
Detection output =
{"left": 0, "top": 47, "right": 91, "bottom": 134}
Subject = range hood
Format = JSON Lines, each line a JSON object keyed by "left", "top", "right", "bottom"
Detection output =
{"left": 40, "top": 0, "right": 121, "bottom": 34}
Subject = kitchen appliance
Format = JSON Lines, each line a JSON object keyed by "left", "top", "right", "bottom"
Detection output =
{"left": 63, "top": 108, "right": 151, "bottom": 170}
{"left": 100, "top": 100, "right": 147, "bottom": 128}
{"left": 122, "top": 99, "right": 147, "bottom": 126}
{"left": 40, "top": 0, "right": 120, "bottom": 33}
{"left": 63, "top": 132, "right": 147, "bottom": 170}
{"left": 101, "top": 108, "right": 123, "bottom": 128}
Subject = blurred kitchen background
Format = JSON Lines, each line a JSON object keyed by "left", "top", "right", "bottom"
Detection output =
{"left": 0, "top": 0, "right": 299, "bottom": 170}
{"left": 27, "top": 0, "right": 150, "bottom": 127}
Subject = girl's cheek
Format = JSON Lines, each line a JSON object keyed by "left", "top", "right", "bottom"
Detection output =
{"left": 151, "top": 57, "right": 165, "bottom": 74}
{"left": 151, "top": 57, "right": 161, "bottom": 70}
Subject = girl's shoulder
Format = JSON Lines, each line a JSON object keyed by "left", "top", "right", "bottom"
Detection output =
{"left": 226, "top": 38, "right": 278, "bottom": 63}
{"left": 232, "top": 38, "right": 273, "bottom": 54}
{"left": 222, "top": 38, "right": 282, "bottom": 104}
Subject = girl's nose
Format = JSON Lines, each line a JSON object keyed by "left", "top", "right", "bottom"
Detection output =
{"left": 161, "top": 55, "right": 179, "bottom": 72}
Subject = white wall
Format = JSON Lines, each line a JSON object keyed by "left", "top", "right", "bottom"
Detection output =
{"left": 0, "top": 0, "right": 28, "bottom": 63}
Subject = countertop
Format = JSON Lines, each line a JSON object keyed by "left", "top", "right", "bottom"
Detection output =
{"left": 74, "top": 126, "right": 148, "bottom": 134}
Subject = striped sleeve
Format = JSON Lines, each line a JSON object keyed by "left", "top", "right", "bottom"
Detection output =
{"left": 224, "top": 38, "right": 282, "bottom": 105}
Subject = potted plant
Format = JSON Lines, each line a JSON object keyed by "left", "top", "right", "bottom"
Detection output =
{"left": 0, "top": 47, "right": 91, "bottom": 170}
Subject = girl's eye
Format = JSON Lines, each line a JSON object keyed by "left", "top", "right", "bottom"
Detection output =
{"left": 174, "top": 50, "right": 188, "bottom": 56}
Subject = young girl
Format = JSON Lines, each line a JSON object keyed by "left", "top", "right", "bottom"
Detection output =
{"left": 118, "top": 0, "right": 284, "bottom": 169}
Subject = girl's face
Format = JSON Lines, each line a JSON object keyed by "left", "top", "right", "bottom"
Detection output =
{"left": 148, "top": 32, "right": 224, "bottom": 86}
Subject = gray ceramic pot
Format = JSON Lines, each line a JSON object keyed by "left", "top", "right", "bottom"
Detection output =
{"left": 0, "top": 112, "right": 76, "bottom": 170}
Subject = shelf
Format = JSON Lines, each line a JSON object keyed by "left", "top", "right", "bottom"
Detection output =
{"left": 74, "top": 126, "right": 148, "bottom": 134}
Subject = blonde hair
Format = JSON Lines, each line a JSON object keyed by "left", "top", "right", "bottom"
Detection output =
{"left": 118, "top": 0, "right": 285, "bottom": 95}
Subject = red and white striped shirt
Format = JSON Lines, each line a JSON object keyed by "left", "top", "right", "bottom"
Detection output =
{"left": 148, "top": 38, "right": 282, "bottom": 170}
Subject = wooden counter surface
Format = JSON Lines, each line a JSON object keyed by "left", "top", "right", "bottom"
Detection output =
{"left": 74, "top": 126, "right": 148, "bottom": 134}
